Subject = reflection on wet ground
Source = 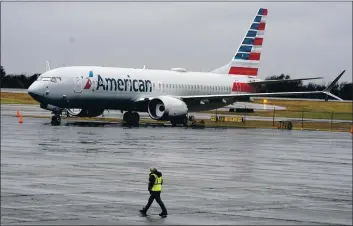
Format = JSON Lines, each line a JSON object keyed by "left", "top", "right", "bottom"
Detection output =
{"left": 1, "top": 116, "right": 352, "bottom": 225}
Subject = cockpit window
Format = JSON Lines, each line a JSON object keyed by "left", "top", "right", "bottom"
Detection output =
{"left": 36, "top": 76, "right": 61, "bottom": 82}
{"left": 41, "top": 77, "right": 51, "bottom": 81}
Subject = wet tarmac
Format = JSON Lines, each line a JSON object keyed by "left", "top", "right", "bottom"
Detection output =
{"left": 1, "top": 113, "right": 352, "bottom": 225}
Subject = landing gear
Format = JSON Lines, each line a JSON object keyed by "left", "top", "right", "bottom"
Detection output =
{"left": 123, "top": 111, "right": 140, "bottom": 126}
{"left": 170, "top": 115, "right": 188, "bottom": 127}
{"left": 51, "top": 111, "right": 62, "bottom": 126}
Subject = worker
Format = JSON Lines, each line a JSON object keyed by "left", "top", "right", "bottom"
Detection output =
{"left": 139, "top": 167, "right": 168, "bottom": 217}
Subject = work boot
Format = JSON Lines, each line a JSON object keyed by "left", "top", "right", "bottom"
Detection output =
{"left": 159, "top": 212, "right": 167, "bottom": 217}
{"left": 139, "top": 208, "right": 147, "bottom": 215}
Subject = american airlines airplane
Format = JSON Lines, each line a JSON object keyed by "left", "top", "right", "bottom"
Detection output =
{"left": 28, "top": 8, "right": 345, "bottom": 126}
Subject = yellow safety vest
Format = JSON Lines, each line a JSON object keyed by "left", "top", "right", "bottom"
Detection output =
{"left": 151, "top": 173, "right": 162, "bottom": 191}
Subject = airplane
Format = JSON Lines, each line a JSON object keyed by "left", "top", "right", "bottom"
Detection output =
{"left": 28, "top": 8, "right": 345, "bottom": 126}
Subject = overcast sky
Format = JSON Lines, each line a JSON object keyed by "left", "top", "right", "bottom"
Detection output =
{"left": 1, "top": 1, "right": 352, "bottom": 84}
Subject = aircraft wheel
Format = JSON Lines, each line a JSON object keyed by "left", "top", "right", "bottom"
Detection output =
{"left": 123, "top": 112, "right": 130, "bottom": 122}
{"left": 131, "top": 112, "right": 140, "bottom": 126}
{"left": 123, "top": 112, "right": 139, "bottom": 126}
{"left": 51, "top": 115, "right": 61, "bottom": 126}
{"left": 183, "top": 115, "right": 188, "bottom": 127}
{"left": 170, "top": 115, "right": 187, "bottom": 127}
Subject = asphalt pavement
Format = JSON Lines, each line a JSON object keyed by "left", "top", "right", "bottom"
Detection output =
{"left": 1, "top": 114, "right": 352, "bottom": 225}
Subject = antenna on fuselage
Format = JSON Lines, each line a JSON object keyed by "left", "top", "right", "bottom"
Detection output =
{"left": 45, "top": 61, "right": 51, "bottom": 71}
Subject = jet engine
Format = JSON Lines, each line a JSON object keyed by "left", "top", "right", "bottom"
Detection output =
{"left": 147, "top": 96, "right": 188, "bottom": 120}
{"left": 66, "top": 108, "right": 105, "bottom": 117}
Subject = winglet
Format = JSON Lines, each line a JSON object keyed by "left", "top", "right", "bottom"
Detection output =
{"left": 324, "top": 70, "right": 345, "bottom": 93}
{"left": 322, "top": 70, "right": 345, "bottom": 101}
{"left": 46, "top": 61, "right": 51, "bottom": 71}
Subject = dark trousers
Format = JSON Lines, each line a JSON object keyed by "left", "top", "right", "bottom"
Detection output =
{"left": 144, "top": 191, "right": 167, "bottom": 214}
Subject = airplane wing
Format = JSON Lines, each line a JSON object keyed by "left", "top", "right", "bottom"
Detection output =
{"left": 135, "top": 70, "right": 345, "bottom": 104}
{"left": 248, "top": 77, "right": 323, "bottom": 85}
{"left": 177, "top": 89, "right": 343, "bottom": 102}
{"left": 177, "top": 70, "right": 345, "bottom": 102}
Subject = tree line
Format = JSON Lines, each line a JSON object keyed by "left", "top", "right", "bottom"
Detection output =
{"left": 0, "top": 66, "right": 352, "bottom": 100}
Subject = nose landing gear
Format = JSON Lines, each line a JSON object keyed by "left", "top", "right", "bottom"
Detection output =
{"left": 51, "top": 110, "right": 62, "bottom": 126}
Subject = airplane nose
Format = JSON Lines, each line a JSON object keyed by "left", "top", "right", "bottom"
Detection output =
{"left": 28, "top": 82, "right": 45, "bottom": 102}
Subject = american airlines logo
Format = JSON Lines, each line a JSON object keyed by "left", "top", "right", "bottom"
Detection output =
{"left": 85, "top": 71, "right": 152, "bottom": 92}
{"left": 83, "top": 71, "right": 94, "bottom": 89}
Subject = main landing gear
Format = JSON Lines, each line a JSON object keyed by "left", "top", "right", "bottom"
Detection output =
{"left": 170, "top": 115, "right": 188, "bottom": 127}
{"left": 51, "top": 110, "right": 62, "bottom": 126}
{"left": 123, "top": 111, "right": 140, "bottom": 127}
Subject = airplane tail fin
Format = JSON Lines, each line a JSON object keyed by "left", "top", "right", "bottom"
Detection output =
{"left": 211, "top": 8, "right": 268, "bottom": 78}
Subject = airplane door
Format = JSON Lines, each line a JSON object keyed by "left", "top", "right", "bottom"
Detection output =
{"left": 43, "top": 77, "right": 51, "bottom": 96}
{"left": 73, "top": 75, "right": 82, "bottom": 93}
{"left": 156, "top": 81, "right": 163, "bottom": 93}
{"left": 234, "top": 81, "right": 241, "bottom": 93}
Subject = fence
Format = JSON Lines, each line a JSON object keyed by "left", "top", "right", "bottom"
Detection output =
{"left": 209, "top": 109, "right": 352, "bottom": 132}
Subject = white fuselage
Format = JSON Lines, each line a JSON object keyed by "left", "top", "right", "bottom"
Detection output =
{"left": 29, "top": 66, "right": 253, "bottom": 112}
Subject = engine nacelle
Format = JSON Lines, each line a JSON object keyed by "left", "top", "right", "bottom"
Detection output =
{"left": 67, "top": 108, "right": 104, "bottom": 117}
{"left": 148, "top": 96, "right": 188, "bottom": 120}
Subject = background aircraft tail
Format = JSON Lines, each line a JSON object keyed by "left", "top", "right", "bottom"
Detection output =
{"left": 211, "top": 8, "right": 268, "bottom": 77}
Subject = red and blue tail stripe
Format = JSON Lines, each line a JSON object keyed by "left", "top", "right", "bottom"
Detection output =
{"left": 229, "top": 8, "right": 268, "bottom": 77}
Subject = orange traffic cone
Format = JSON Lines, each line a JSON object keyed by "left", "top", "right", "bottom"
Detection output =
{"left": 19, "top": 114, "right": 23, "bottom": 124}
{"left": 16, "top": 110, "right": 20, "bottom": 117}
